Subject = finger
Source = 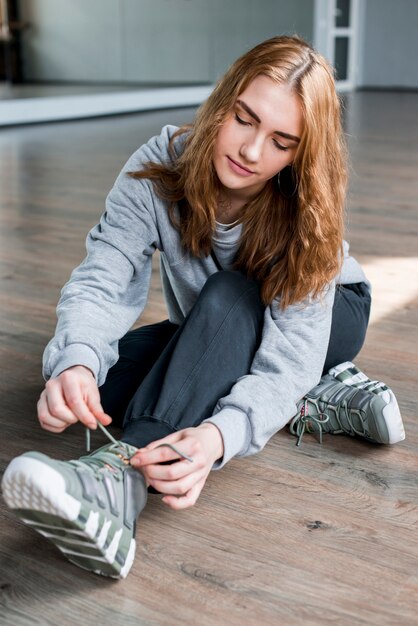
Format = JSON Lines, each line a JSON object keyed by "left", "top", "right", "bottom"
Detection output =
{"left": 131, "top": 444, "right": 179, "bottom": 466}
{"left": 131, "top": 442, "right": 194, "bottom": 468}
{"left": 37, "top": 390, "right": 72, "bottom": 431}
{"left": 144, "top": 458, "right": 196, "bottom": 481}
{"left": 148, "top": 468, "right": 205, "bottom": 496}
{"left": 60, "top": 385, "right": 98, "bottom": 429}
{"left": 132, "top": 430, "right": 196, "bottom": 466}
{"left": 39, "top": 419, "right": 67, "bottom": 433}
{"left": 162, "top": 478, "right": 205, "bottom": 510}
{"left": 43, "top": 381, "right": 79, "bottom": 424}
{"left": 37, "top": 395, "right": 69, "bottom": 433}
{"left": 58, "top": 370, "right": 100, "bottom": 429}
{"left": 86, "top": 388, "right": 112, "bottom": 425}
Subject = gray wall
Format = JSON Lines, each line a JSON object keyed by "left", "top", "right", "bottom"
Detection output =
{"left": 19, "top": 0, "right": 124, "bottom": 82}
{"left": 208, "top": 0, "right": 313, "bottom": 81}
{"left": 19, "top": 0, "right": 314, "bottom": 84}
{"left": 358, "top": 0, "right": 418, "bottom": 88}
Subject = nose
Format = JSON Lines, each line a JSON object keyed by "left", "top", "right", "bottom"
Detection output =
{"left": 239, "top": 134, "right": 263, "bottom": 164}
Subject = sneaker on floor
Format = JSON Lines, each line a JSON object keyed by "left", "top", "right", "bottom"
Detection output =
{"left": 329, "top": 361, "right": 392, "bottom": 394}
{"left": 328, "top": 361, "right": 405, "bottom": 441}
{"left": 1, "top": 441, "right": 147, "bottom": 579}
{"left": 289, "top": 369, "right": 405, "bottom": 447}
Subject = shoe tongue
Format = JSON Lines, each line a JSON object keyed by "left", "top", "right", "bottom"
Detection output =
{"left": 113, "top": 442, "right": 138, "bottom": 458}
{"left": 82, "top": 442, "right": 138, "bottom": 468}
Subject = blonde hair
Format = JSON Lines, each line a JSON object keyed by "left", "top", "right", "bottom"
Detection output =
{"left": 130, "top": 35, "right": 347, "bottom": 308}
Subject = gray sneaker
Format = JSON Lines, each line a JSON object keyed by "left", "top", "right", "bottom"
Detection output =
{"left": 328, "top": 361, "right": 393, "bottom": 395}
{"left": 1, "top": 441, "right": 147, "bottom": 579}
{"left": 289, "top": 369, "right": 405, "bottom": 447}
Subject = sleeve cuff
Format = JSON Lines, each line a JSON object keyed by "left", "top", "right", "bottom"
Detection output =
{"left": 203, "top": 407, "right": 251, "bottom": 469}
{"left": 44, "top": 343, "right": 101, "bottom": 382}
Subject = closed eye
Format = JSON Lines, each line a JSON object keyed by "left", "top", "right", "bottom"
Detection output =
{"left": 234, "top": 113, "right": 250, "bottom": 126}
{"left": 273, "top": 139, "right": 289, "bottom": 152}
{"left": 235, "top": 111, "right": 290, "bottom": 151}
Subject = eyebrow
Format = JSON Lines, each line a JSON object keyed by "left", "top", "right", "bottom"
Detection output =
{"left": 236, "top": 99, "right": 301, "bottom": 143}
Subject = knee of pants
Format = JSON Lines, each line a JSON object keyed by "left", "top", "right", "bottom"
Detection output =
{"left": 194, "top": 271, "right": 264, "bottom": 327}
{"left": 199, "top": 270, "right": 261, "bottom": 313}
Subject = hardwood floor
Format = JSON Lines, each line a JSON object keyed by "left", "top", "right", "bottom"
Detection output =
{"left": 0, "top": 93, "right": 417, "bottom": 626}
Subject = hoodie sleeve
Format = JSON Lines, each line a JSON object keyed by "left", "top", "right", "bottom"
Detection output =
{"left": 42, "top": 126, "right": 177, "bottom": 386}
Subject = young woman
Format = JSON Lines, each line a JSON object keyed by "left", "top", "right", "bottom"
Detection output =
{"left": 2, "top": 35, "right": 404, "bottom": 579}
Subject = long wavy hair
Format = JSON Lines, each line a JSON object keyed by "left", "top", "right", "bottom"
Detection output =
{"left": 129, "top": 35, "right": 347, "bottom": 308}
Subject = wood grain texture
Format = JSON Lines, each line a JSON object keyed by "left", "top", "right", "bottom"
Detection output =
{"left": 0, "top": 93, "right": 417, "bottom": 626}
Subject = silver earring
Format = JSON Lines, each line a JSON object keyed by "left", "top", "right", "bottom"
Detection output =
{"left": 277, "top": 166, "right": 298, "bottom": 199}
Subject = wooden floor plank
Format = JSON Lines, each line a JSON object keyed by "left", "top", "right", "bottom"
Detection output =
{"left": 0, "top": 93, "right": 417, "bottom": 625}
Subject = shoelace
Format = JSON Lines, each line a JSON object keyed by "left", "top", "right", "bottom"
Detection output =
{"left": 327, "top": 402, "right": 372, "bottom": 439}
{"left": 290, "top": 401, "right": 330, "bottom": 447}
{"left": 71, "top": 441, "right": 127, "bottom": 480}
{"left": 291, "top": 399, "right": 372, "bottom": 447}
{"left": 85, "top": 424, "right": 193, "bottom": 463}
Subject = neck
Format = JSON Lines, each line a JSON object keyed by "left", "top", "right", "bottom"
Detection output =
{"left": 216, "top": 192, "right": 245, "bottom": 224}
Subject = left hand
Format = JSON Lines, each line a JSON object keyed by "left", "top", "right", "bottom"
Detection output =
{"left": 129, "top": 423, "right": 224, "bottom": 510}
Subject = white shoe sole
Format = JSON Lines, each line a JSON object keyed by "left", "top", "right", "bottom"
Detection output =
{"left": 380, "top": 389, "right": 405, "bottom": 444}
{"left": 1, "top": 456, "right": 135, "bottom": 579}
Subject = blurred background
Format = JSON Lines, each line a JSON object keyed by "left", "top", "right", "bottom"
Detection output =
{"left": 1, "top": 0, "right": 418, "bottom": 124}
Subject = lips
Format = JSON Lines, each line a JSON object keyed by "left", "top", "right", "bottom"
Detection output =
{"left": 227, "top": 156, "right": 255, "bottom": 176}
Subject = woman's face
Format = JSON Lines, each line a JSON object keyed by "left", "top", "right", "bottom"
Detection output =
{"left": 213, "top": 75, "right": 303, "bottom": 204}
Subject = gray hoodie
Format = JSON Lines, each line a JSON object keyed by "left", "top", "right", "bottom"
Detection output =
{"left": 43, "top": 125, "right": 370, "bottom": 468}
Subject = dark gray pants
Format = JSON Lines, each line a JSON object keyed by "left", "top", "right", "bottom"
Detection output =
{"left": 99, "top": 272, "right": 371, "bottom": 449}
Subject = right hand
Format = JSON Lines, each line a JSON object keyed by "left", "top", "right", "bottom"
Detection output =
{"left": 37, "top": 365, "right": 112, "bottom": 433}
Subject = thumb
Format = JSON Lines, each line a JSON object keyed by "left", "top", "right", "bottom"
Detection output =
{"left": 86, "top": 391, "right": 112, "bottom": 425}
